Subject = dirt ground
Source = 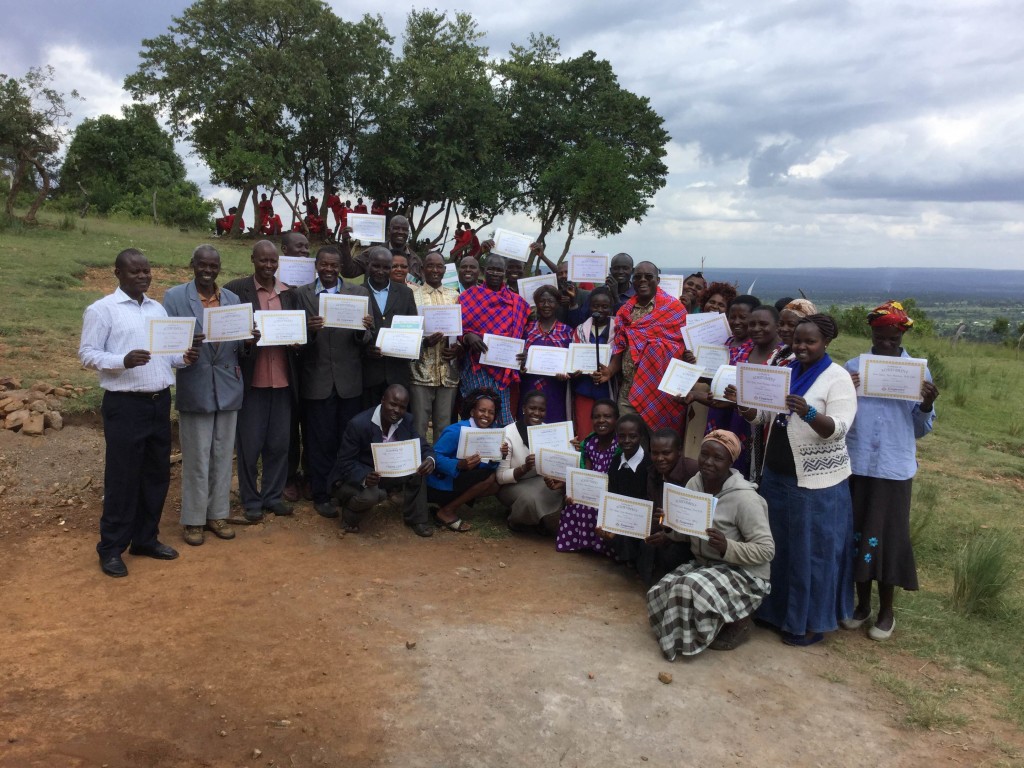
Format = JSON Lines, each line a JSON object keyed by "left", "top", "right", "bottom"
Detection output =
{"left": 2, "top": 421, "right": 1022, "bottom": 768}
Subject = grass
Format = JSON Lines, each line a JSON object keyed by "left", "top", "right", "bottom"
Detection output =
{"left": 952, "top": 532, "right": 1018, "bottom": 616}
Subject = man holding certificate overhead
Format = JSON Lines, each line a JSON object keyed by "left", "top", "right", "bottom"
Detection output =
{"left": 163, "top": 244, "right": 257, "bottom": 547}
{"left": 290, "top": 245, "right": 374, "bottom": 518}
{"left": 647, "top": 431, "right": 775, "bottom": 659}
{"left": 459, "top": 254, "right": 530, "bottom": 427}
{"left": 79, "top": 249, "right": 199, "bottom": 577}
{"left": 329, "top": 385, "right": 436, "bottom": 538}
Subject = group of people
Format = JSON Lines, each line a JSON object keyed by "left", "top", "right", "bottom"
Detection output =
{"left": 79, "top": 233, "right": 937, "bottom": 661}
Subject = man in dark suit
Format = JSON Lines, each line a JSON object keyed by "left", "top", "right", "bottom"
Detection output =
{"left": 223, "top": 240, "right": 299, "bottom": 521}
{"left": 362, "top": 246, "right": 418, "bottom": 408}
{"left": 291, "top": 245, "right": 375, "bottom": 518}
{"left": 329, "top": 384, "right": 436, "bottom": 538}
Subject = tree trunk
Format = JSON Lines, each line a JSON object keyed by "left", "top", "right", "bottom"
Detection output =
{"left": 5, "top": 157, "right": 28, "bottom": 216}
{"left": 557, "top": 210, "right": 579, "bottom": 263}
{"left": 232, "top": 185, "right": 253, "bottom": 237}
{"left": 251, "top": 186, "right": 261, "bottom": 229}
{"left": 23, "top": 158, "right": 50, "bottom": 224}
{"left": 277, "top": 186, "right": 308, "bottom": 236}
{"left": 152, "top": 190, "right": 159, "bottom": 225}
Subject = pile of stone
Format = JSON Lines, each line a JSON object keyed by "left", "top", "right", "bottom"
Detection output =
{"left": 0, "top": 377, "right": 85, "bottom": 436}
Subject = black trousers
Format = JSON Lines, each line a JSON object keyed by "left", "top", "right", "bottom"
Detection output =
{"left": 98, "top": 389, "right": 172, "bottom": 558}
{"left": 304, "top": 392, "right": 361, "bottom": 503}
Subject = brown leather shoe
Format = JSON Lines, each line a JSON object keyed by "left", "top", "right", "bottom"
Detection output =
{"left": 205, "top": 519, "right": 236, "bottom": 540}
{"left": 183, "top": 526, "right": 204, "bottom": 546}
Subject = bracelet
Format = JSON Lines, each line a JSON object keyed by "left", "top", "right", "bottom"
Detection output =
{"left": 802, "top": 406, "right": 818, "bottom": 422}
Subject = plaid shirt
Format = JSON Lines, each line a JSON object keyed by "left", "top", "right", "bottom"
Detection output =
{"left": 459, "top": 284, "right": 530, "bottom": 388}
{"left": 612, "top": 288, "right": 689, "bottom": 432}
{"left": 411, "top": 283, "right": 460, "bottom": 387}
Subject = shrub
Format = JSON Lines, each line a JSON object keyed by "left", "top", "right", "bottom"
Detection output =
{"left": 951, "top": 531, "right": 1017, "bottom": 616}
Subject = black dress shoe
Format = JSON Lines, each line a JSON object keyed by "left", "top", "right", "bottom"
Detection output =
{"left": 410, "top": 523, "right": 434, "bottom": 538}
{"left": 99, "top": 554, "right": 128, "bottom": 577}
{"left": 128, "top": 542, "right": 180, "bottom": 560}
{"left": 315, "top": 501, "right": 339, "bottom": 518}
{"left": 264, "top": 501, "right": 294, "bottom": 517}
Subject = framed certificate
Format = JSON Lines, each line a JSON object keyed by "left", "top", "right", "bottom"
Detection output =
{"left": 682, "top": 313, "right": 731, "bottom": 349}
{"left": 371, "top": 439, "right": 422, "bottom": 477}
{"left": 735, "top": 363, "right": 791, "bottom": 413}
{"left": 319, "top": 293, "right": 368, "bottom": 330}
{"left": 255, "top": 310, "right": 307, "bottom": 346}
{"left": 348, "top": 213, "right": 387, "bottom": 243}
{"left": 658, "top": 275, "right": 684, "bottom": 301}
{"left": 710, "top": 365, "right": 737, "bottom": 403}
{"left": 276, "top": 256, "right": 316, "bottom": 287}
{"left": 566, "top": 468, "right": 608, "bottom": 508}
{"left": 694, "top": 344, "right": 730, "bottom": 378}
{"left": 146, "top": 317, "right": 196, "bottom": 355}
{"left": 419, "top": 304, "right": 463, "bottom": 336}
{"left": 598, "top": 492, "right": 653, "bottom": 540}
{"left": 526, "top": 421, "right": 574, "bottom": 452}
{"left": 663, "top": 482, "right": 717, "bottom": 540}
{"left": 456, "top": 427, "right": 505, "bottom": 460}
{"left": 656, "top": 358, "right": 704, "bottom": 397}
{"left": 202, "top": 304, "right": 253, "bottom": 343}
{"left": 490, "top": 228, "right": 533, "bottom": 261}
{"left": 859, "top": 354, "right": 927, "bottom": 402}
{"left": 525, "top": 346, "right": 569, "bottom": 376}
{"left": 376, "top": 327, "right": 423, "bottom": 359}
{"left": 479, "top": 333, "right": 525, "bottom": 370}
{"left": 567, "top": 253, "right": 609, "bottom": 283}
{"left": 517, "top": 273, "right": 558, "bottom": 306}
{"left": 536, "top": 447, "right": 580, "bottom": 481}
{"left": 567, "top": 343, "right": 612, "bottom": 374}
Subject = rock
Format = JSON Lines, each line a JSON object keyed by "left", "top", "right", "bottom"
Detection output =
{"left": 44, "top": 411, "right": 63, "bottom": 431}
{"left": 272, "top": 719, "right": 291, "bottom": 728}
{"left": 588, "top": 672, "right": 595, "bottom": 680}
{"left": 252, "top": 748, "right": 263, "bottom": 759}
{"left": 0, "top": 376, "right": 22, "bottom": 390}
{"left": 218, "top": 729, "right": 228, "bottom": 737}
{"left": 30, "top": 382, "right": 51, "bottom": 393}
{"left": 170, "top": 452, "right": 182, "bottom": 465}
{"left": 4, "top": 409, "right": 30, "bottom": 430}
{"left": 658, "top": 672, "right": 673, "bottom": 685}
{"left": 0, "top": 397, "right": 13, "bottom": 410}
{"left": 22, "top": 413, "right": 45, "bottom": 436}
{"left": 3, "top": 399, "right": 25, "bottom": 415}
{"left": 405, "top": 641, "right": 416, "bottom": 650}
{"left": 498, "top": 561, "right": 507, "bottom": 568}
{"left": 53, "top": 387, "right": 70, "bottom": 397}
{"left": 29, "top": 400, "right": 47, "bottom": 413}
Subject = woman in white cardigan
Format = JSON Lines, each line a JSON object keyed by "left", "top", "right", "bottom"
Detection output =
{"left": 737, "top": 314, "right": 857, "bottom": 647}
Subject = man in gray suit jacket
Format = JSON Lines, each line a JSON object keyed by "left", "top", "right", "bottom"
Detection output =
{"left": 291, "top": 245, "right": 374, "bottom": 518}
{"left": 163, "top": 245, "right": 256, "bottom": 546}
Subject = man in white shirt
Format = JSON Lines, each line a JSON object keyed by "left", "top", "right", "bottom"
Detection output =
{"left": 79, "top": 249, "right": 198, "bottom": 577}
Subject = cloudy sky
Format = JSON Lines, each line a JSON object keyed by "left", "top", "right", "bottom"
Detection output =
{"left": 4, "top": 0, "right": 1023, "bottom": 270}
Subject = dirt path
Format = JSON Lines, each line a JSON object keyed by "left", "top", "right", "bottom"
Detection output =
{"left": 1, "top": 424, "right": 1020, "bottom": 767}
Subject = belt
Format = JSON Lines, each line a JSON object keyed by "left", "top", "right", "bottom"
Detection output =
{"left": 108, "top": 388, "right": 170, "bottom": 400}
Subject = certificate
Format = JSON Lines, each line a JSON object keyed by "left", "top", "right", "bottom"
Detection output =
{"left": 202, "top": 304, "right": 253, "bottom": 343}
{"left": 710, "top": 365, "right": 737, "bottom": 402}
{"left": 419, "top": 304, "right": 463, "bottom": 336}
{"left": 736, "top": 363, "right": 792, "bottom": 413}
{"left": 525, "top": 346, "right": 569, "bottom": 376}
{"left": 518, "top": 273, "right": 558, "bottom": 306}
{"left": 390, "top": 315, "right": 425, "bottom": 332}
{"left": 526, "top": 421, "right": 574, "bottom": 452}
{"left": 598, "top": 492, "right": 653, "bottom": 540}
{"left": 695, "top": 344, "right": 730, "bottom": 378}
{"left": 376, "top": 327, "right": 422, "bottom": 359}
{"left": 371, "top": 439, "right": 422, "bottom": 478}
{"left": 491, "top": 228, "right": 533, "bottom": 261}
{"left": 319, "top": 293, "right": 368, "bottom": 330}
{"left": 348, "top": 213, "right": 387, "bottom": 243}
{"left": 441, "top": 262, "right": 461, "bottom": 290}
{"left": 147, "top": 317, "right": 196, "bottom": 355}
{"left": 479, "top": 333, "right": 525, "bottom": 370}
{"left": 657, "top": 358, "right": 704, "bottom": 397}
{"left": 859, "top": 354, "right": 927, "bottom": 402}
{"left": 658, "top": 275, "right": 684, "bottom": 300}
{"left": 456, "top": 427, "right": 505, "bottom": 460}
{"left": 566, "top": 468, "right": 608, "bottom": 509}
{"left": 663, "top": 482, "right": 717, "bottom": 540}
{"left": 682, "top": 313, "right": 731, "bottom": 349}
{"left": 567, "top": 343, "right": 612, "bottom": 374}
{"left": 276, "top": 256, "right": 316, "bottom": 287}
{"left": 567, "top": 253, "right": 609, "bottom": 283}
{"left": 536, "top": 447, "right": 581, "bottom": 481}
{"left": 255, "top": 310, "right": 307, "bottom": 346}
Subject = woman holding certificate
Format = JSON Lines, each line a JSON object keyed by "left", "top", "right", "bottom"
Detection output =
{"left": 841, "top": 301, "right": 937, "bottom": 641}
{"left": 496, "top": 391, "right": 566, "bottom": 534}
{"left": 769, "top": 299, "right": 817, "bottom": 367}
{"left": 519, "top": 285, "right": 574, "bottom": 423}
{"left": 426, "top": 390, "right": 505, "bottom": 533}
{"left": 569, "top": 287, "right": 617, "bottom": 437}
{"left": 647, "top": 431, "right": 775, "bottom": 658}
{"left": 740, "top": 314, "right": 858, "bottom": 647}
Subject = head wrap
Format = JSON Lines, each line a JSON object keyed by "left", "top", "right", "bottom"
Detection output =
{"left": 703, "top": 430, "right": 742, "bottom": 462}
{"left": 798, "top": 313, "right": 839, "bottom": 342}
{"left": 783, "top": 298, "right": 817, "bottom": 318}
{"left": 867, "top": 301, "right": 913, "bottom": 331}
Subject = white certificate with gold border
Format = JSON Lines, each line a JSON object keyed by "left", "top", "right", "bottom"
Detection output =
{"left": 371, "top": 439, "right": 422, "bottom": 477}
{"left": 319, "top": 293, "right": 368, "bottom": 330}
{"left": 536, "top": 447, "right": 580, "bottom": 481}
{"left": 147, "top": 317, "right": 196, "bottom": 355}
{"left": 598, "top": 492, "right": 653, "bottom": 540}
{"left": 254, "top": 310, "right": 307, "bottom": 346}
{"left": 376, "top": 327, "right": 423, "bottom": 359}
{"left": 859, "top": 354, "right": 927, "bottom": 402}
{"left": 490, "top": 228, "right": 533, "bottom": 261}
{"left": 202, "top": 304, "right": 253, "bottom": 343}
{"left": 663, "top": 482, "right": 717, "bottom": 541}
{"left": 566, "top": 468, "right": 608, "bottom": 508}
{"left": 736, "top": 363, "right": 791, "bottom": 413}
{"left": 526, "top": 421, "right": 574, "bottom": 453}
{"left": 656, "top": 358, "right": 705, "bottom": 397}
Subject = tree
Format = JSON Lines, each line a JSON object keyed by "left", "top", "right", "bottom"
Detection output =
{"left": 495, "top": 38, "right": 669, "bottom": 263}
{"left": 59, "top": 104, "right": 212, "bottom": 227}
{"left": 0, "top": 66, "right": 79, "bottom": 222}
{"left": 125, "top": 0, "right": 342, "bottom": 235}
{"left": 992, "top": 317, "right": 1010, "bottom": 337}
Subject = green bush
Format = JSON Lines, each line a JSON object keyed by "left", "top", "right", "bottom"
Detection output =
{"left": 951, "top": 531, "right": 1017, "bottom": 616}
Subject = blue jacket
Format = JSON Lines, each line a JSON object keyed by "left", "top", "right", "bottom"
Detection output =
{"left": 162, "top": 281, "right": 247, "bottom": 413}
{"left": 427, "top": 419, "right": 499, "bottom": 492}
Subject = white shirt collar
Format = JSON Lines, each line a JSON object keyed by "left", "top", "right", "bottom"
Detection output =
{"left": 113, "top": 286, "right": 155, "bottom": 306}
{"left": 371, "top": 405, "right": 400, "bottom": 441}
{"left": 618, "top": 446, "right": 645, "bottom": 472}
